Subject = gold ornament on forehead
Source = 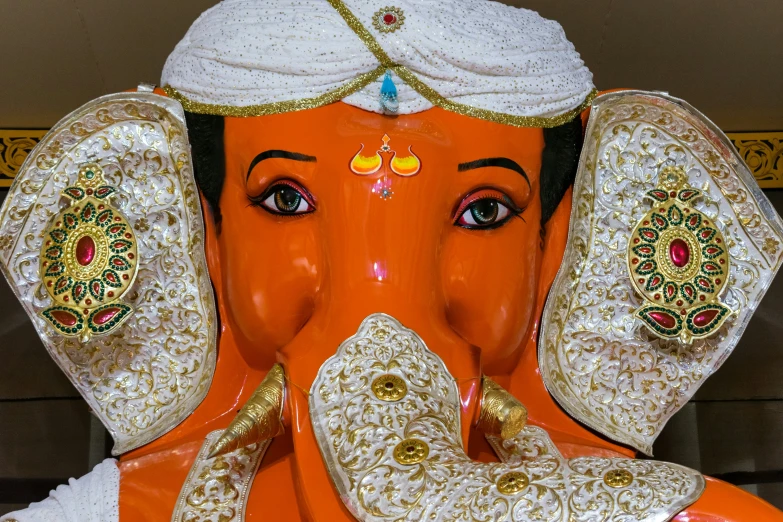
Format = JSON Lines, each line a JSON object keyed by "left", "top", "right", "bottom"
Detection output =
{"left": 39, "top": 164, "right": 138, "bottom": 341}
{"left": 350, "top": 134, "right": 421, "bottom": 200}
{"left": 627, "top": 165, "right": 732, "bottom": 343}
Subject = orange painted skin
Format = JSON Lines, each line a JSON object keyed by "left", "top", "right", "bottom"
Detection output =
{"left": 118, "top": 99, "right": 783, "bottom": 521}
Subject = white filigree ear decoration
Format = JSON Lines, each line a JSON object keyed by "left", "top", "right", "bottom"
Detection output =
{"left": 540, "top": 91, "right": 783, "bottom": 454}
{"left": 0, "top": 91, "right": 217, "bottom": 454}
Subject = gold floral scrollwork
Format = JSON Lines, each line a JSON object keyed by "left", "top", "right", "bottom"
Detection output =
{"left": 310, "top": 313, "right": 705, "bottom": 522}
{"left": 0, "top": 130, "right": 47, "bottom": 187}
{"left": 171, "top": 430, "right": 270, "bottom": 522}
{"left": 728, "top": 132, "right": 783, "bottom": 189}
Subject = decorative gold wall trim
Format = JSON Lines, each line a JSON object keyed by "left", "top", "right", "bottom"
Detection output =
{"left": 0, "top": 130, "right": 47, "bottom": 187}
{"left": 1, "top": 130, "right": 781, "bottom": 189}
{"left": 727, "top": 132, "right": 783, "bottom": 189}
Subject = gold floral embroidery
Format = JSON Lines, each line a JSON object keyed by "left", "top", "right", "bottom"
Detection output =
{"left": 171, "top": 430, "right": 269, "bottom": 522}
{"left": 310, "top": 313, "right": 704, "bottom": 522}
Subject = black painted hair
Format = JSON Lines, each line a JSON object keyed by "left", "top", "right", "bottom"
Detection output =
{"left": 184, "top": 111, "right": 583, "bottom": 226}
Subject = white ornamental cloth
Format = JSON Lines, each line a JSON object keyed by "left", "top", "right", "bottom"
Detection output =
{"left": 161, "top": 0, "right": 595, "bottom": 126}
{"left": 0, "top": 460, "right": 119, "bottom": 522}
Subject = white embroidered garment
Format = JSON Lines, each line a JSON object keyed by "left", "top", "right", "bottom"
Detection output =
{"left": 0, "top": 460, "right": 119, "bottom": 522}
{"left": 161, "top": 0, "right": 594, "bottom": 123}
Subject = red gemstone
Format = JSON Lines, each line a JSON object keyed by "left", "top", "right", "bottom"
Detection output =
{"left": 699, "top": 295, "right": 706, "bottom": 301}
{"left": 93, "top": 307, "right": 120, "bottom": 325}
{"left": 677, "top": 300, "right": 683, "bottom": 306}
{"left": 383, "top": 13, "right": 396, "bottom": 24}
{"left": 106, "top": 273, "right": 117, "bottom": 283}
{"left": 649, "top": 311, "right": 676, "bottom": 329}
{"left": 51, "top": 310, "right": 78, "bottom": 326}
{"left": 669, "top": 239, "right": 690, "bottom": 268}
{"left": 693, "top": 309, "right": 719, "bottom": 327}
{"left": 75, "top": 236, "right": 96, "bottom": 266}
{"left": 669, "top": 191, "right": 676, "bottom": 197}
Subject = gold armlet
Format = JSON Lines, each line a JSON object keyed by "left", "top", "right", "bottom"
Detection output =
{"left": 208, "top": 363, "right": 285, "bottom": 458}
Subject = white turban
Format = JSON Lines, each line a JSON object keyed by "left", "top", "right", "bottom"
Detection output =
{"left": 161, "top": 0, "right": 595, "bottom": 127}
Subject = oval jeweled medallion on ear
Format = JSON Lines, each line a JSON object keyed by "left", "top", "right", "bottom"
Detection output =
{"left": 627, "top": 165, "right": 731, "bottom": 342}
{"left": 40, "top": 163, "right": 137, "bottom": 340}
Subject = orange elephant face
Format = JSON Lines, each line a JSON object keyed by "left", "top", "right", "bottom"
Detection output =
{"left": 210, "top": 101, "right": 569, "bottom": 384}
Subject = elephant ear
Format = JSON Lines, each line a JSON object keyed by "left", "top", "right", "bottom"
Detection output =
{"left": 0, "top": 88, "right": 217, "bottom": 455}
{"left": 539, "top": 90, "right": 783, "bottom": 454}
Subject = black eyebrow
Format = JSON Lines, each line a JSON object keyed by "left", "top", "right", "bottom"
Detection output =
{"left": 458, "top": 157, "right": 530, "bottom": 188}
{"left": 246, "top": 150, "right": 317, "bottom": 181}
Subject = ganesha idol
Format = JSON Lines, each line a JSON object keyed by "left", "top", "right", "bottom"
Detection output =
{"left": 2, "top": 0, "right": 783, "bottom": 521}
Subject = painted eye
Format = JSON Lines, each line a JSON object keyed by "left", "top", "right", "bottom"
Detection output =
{"left": 250, "top": 180, "right": 315, "bottom": 216}
{"left": 454, "top": 189, "right": 523, "bottom": 230}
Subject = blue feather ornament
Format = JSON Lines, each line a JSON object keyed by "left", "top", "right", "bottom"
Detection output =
{"left": 380, "top": 70, "right": 399, "bottom": 114}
